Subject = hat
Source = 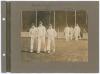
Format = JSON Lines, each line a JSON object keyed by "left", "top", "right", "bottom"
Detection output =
{"left": 49, "top": 24, "right": 52, "bottom": 26}
{"left": 39, "top": 21, "right": 43, "bottom": 24}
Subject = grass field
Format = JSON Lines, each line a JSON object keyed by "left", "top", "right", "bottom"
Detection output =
{"left": 21, "top": 38, "right": 88, "bottom": 63}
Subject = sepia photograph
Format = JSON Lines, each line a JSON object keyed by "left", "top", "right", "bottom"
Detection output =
{"left": 2, "top": 1, "right": 99, "bottom": 73}
{"left": 21, "top": 10, "right": 88, "bottom": 62}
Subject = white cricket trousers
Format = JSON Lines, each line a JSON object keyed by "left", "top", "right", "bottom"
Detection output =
{"left": 37, "top": 37, "right": 46, "bottom": 53}
{"left": 70, "top": 33, "right": 73, "bottom": 40}
{"left": 65, "top": 34, "right": 69, "bottom": 41}
{"left": 47, "top": 37, "right": 55, "bottom": 52}
{"left": 30, "top": 37, "right": 35, "bottom": 52}
{"left": 74, "top": 33, "right": 79, "bottom": 40}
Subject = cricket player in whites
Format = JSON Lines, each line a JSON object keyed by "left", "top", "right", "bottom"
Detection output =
{"left": 29, "top": 23, "right": 37, "bottom": 52}
{"left": 64, "top": 24, "right": 70, "bottom": 41}
{"left": 69, "top": 26, "right": 74, "bottom": 40}
{"left": 37, "top": 21, "right": 46, "bottom": 53}
{"left": 74, "top": 24, "right": 81, "bottom": 40}
{"left": 47, "top": 24, "right": 57, "bottom": 53}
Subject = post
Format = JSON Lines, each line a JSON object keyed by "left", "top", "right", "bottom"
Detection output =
{"left": 66, "top": 11, "right": 67, "bottom": 25}
{"left": 54, "top": 11, "right": 55, "bottom": 29}
{"left": 36, "top": 10, "right": 37, "bottom": 27}
{"left": 49, "top": 11, "right": 51, "bottom": 24}
{"left": 75, "top": 10, "right": 76, "bottom": 25}
{"left": 86, "top": 13, "right": 88, "bottom": 25}
{"left": 86, "top": 12, "right": 88, "bottom": 32}
{"left": 58, "top": 27, "right": 59, "bottom": 38}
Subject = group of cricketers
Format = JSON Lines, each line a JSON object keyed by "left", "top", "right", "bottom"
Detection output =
{"left": 29, "top": 21, "right": 81, "bottom": 53}
{"left": 64, "top": 24, "right": 81, "bottom": 41}
{"left": 29, "top": 21, "right": 57, "bottom": 53}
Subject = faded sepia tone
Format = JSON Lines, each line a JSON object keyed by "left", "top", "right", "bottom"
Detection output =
{"left": 2, "top": 1, "right": 98, "bottom": 73}
{"left": 21, "top": 11, "right": 88, "bottom": 62}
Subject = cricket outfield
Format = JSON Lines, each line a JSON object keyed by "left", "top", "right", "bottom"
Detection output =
{"left": 21, "top": 38, "right": 88, "bottom": 63}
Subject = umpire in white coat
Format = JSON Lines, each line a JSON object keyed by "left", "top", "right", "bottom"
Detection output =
{"left": 37, "top": 21, "right": 46, "bottom": 53}
{"left": 69, "top": 26, "right": 74, "bottom": 40}
{"left": 64, "top": 24, "right": 70, "bottom": 41}
{"left": 29, "top": 23, "right": 37, "bottom": 52}
{"left": 74, "top": 24, "right": 81, "bottom": 40}
{"left": 46, "top": 24, "right": 57, "bottom": 53}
